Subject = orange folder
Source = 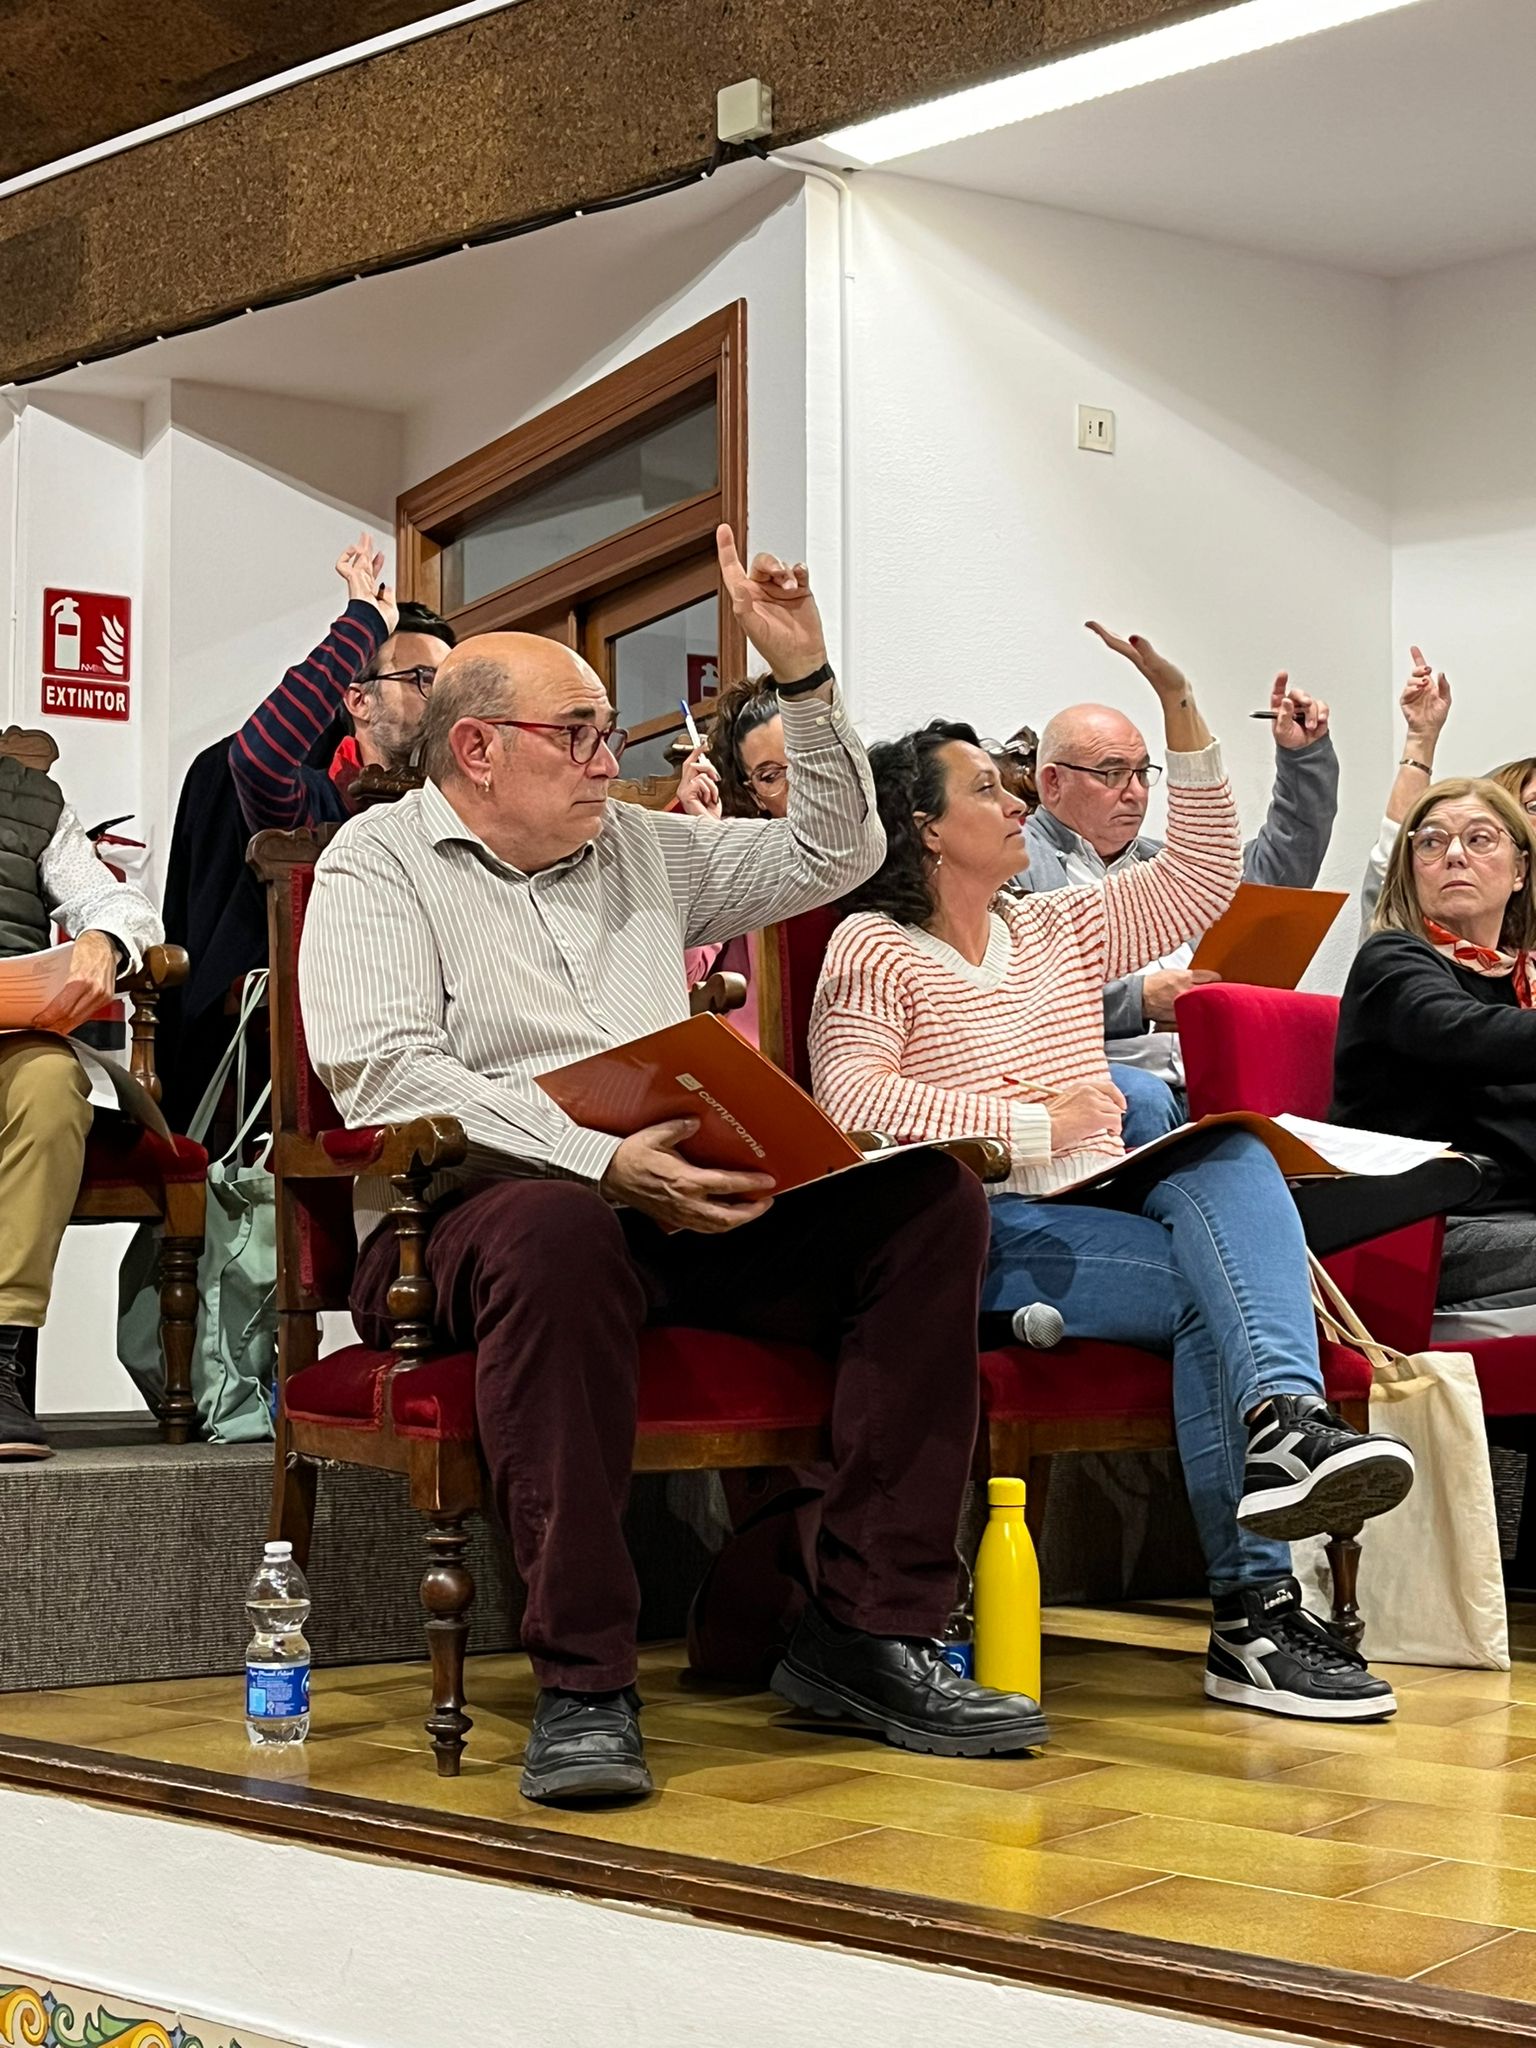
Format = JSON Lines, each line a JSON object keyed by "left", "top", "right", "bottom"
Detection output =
{"left": 536, "top": 1012, "right": 865, "bottom": 1193}
{"left": 1190, "top": 881, "right": 1348, "bottom": 989}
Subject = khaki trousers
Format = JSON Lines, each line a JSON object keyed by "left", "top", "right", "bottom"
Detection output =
{"left": 0, "top": 1034, "right": 92, "bottom": 1326}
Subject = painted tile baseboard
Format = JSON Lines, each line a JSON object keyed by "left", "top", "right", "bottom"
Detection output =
{"left": 0, "top": 1972, "right": 299, "bottom": 2048}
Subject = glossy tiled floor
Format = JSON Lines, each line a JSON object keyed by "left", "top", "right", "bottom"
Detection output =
{"left": 15, "top": 1603, "right": 1536, "bottom": 2001}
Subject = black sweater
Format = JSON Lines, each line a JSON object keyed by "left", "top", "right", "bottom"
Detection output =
{"left": 1333, "top": 930, "right": 1536, "bottom": 1209}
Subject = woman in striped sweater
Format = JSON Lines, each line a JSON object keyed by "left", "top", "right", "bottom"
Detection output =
{"left": 810, "top": 625, "right": 1415, "bottom": 1725}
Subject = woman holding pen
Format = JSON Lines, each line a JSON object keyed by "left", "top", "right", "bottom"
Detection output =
{"left": 809, "top": 622, "right": 1418, "bottom": 1727}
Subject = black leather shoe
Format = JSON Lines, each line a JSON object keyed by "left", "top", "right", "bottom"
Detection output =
{"left": 0, "top": 1348, "right": 50, "bottom": 1461}
{"left": 771, "top": 1603, "right": 1049, "bottom": 1757}
{"left": 519, "top": 1687, "right": 653, "bottom": 1805}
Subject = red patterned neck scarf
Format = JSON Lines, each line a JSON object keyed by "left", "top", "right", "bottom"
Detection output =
{"left": 1424, "top": 917, "right": 1535, "bottom": 1008}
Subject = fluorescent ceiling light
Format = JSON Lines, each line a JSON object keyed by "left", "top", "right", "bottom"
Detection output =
{"left": 823, "top": 0, "right": 1429, "bottom": 164}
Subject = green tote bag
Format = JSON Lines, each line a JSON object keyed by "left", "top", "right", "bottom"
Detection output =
{"left": 117, "top": 971, "right": 276, "bottom": 1441}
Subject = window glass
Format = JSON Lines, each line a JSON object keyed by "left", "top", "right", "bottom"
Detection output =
{"left": 613, "top": 596, "right": 718, "bottom": 780}
{"left": 440, "top": 400, "right": 717, "bottom": 610}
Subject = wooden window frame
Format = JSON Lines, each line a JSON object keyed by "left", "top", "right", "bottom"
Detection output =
{"left": 396, "top": 301, "right": 747, "bottom": 683}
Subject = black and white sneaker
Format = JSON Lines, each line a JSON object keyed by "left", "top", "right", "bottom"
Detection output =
{"left": 1206, "top": 1578, "right": 1395, "bottom": 1721}
{"left": 1237, "top": 1394, "right": 1413, "bottom": 1540}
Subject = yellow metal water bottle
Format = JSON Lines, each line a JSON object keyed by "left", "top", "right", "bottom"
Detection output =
{"left": 974, "top": 1477, "right": 1042, "bottom": 1701}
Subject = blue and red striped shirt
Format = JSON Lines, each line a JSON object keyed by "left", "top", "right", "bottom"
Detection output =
{"left": 229, "top": 598, "right": 388, "bottom": 831}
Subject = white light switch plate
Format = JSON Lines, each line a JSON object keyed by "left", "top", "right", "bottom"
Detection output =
{"left": 1077, "top": 405, "right": 1116, "bottom": 454}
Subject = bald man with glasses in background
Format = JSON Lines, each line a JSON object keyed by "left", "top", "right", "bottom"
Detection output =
{"left": 1015, "top": 643, "right": 1339, "bottom": 1110}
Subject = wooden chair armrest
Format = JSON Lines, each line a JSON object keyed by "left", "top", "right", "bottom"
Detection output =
{"left": 121, "top": 942, "right": 189, "bottom": 994}
{"left": 122, "top": 945, "right": 190, "bottom": 1102}
{"left": 277, "top": 1116, "right": 469, "bottom": 1182}
{"left": 936, "top": 1135, "right": 1012, "bottom": 1183}
{"left": 688, "top": 970, "right": 748, "bottom": 1016}
{"left": 846, "top": 1131, "right": 1012, "bottom": 1183}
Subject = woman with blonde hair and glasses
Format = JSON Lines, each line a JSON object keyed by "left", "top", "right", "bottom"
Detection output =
{"left": 1358, "top": 644, "right": 1536, "bottom": 935}
{"left": 1335, "top": 775, "right": 1536, "bottom": 1311}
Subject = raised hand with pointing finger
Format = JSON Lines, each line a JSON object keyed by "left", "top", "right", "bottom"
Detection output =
{"left": 716, "top": 524, "right": 829, "bottom": 687}
{"left": 1271, "top": 672, "right": 1331, "bottom": 752}
{"left": 1402, "top": 645, "right": 1452, "bottom": 743}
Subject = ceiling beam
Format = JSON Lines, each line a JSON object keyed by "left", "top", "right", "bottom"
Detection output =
{"left": 0, "top": 0, "right": 1240, "bottom": 385}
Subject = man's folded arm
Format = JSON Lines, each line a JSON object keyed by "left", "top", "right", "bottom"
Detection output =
{"left": 657, "top": 688, "right": 885, "bottom": 948}
{"left": 299, "top": 834, "right": 620, "bottom": 1184}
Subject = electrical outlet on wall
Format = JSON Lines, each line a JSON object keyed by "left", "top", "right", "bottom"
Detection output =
{"left": 1077, "top": 406, "right": 1116, "bottom": 454}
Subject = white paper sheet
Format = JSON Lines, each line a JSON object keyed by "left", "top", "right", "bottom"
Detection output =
{"left": 1270, "top": 1113, "right": 1451, "bottom": 1177}
{"left": 0, "top": 946, "right": 93, "bottom": 1031}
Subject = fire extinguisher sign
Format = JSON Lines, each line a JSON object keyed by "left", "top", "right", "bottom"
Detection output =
{"left": 42, "top": 588, "right": 132, "bottom": 721}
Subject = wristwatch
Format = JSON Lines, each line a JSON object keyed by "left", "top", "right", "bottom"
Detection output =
{"left": 775, "top": 661, "right": 835, "bottom": 699}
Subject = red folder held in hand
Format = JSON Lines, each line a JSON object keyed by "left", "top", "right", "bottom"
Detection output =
{"left": 537, "top": 1012, "right": 863, "bottom": 1194}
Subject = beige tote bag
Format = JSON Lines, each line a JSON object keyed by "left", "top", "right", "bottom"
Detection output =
{"left": 1293, "top": 1256, "right": 1509, "bottom": 1671}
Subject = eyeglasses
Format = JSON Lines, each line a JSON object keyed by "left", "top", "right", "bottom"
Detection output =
{"left": 1053, "top": 760, "right": 1163, "bottom": 793}
{"left": 375, "top": 666, "right": 437, "bottom": 697}
{"left": 1409, "top": 822, "right": 1513, "bottom": 863}
{"left": 480, "top": 718, "right": 630, "bottom": 764}
{"left": 745, "top": 763, "right": 788, "bottom": 793}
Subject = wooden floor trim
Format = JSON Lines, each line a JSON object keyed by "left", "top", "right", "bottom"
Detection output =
{"left": 0, "top": 1734, "right": 1532, "bottom": 2047}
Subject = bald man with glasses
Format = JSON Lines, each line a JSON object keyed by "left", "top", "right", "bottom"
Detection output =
{"left": 1015, "top": 641, "right": 1339, "bottom": 1105}
{"left": 301, "top": 526, "right": 1050, "bottom": 1809}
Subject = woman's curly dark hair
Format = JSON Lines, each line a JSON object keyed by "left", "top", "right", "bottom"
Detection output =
{"left": 705, "top": 673, "right": 784, "bottom": 817}
{"left": 843, "top": 720, "right": 981, "bottom": 926}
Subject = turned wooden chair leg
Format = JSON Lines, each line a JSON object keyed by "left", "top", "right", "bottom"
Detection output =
{"left": 1325, "top": 1523, "right": 1364, "bottom": 1652}
{"left": 156, "top": 1235, "right": 201, "bottom": 1444}
{"left": 422, "top": 1513, "right": 475, "bottom": 1775}
{"left": 270, "top": 1425, "right": 318, "bottom": 1570}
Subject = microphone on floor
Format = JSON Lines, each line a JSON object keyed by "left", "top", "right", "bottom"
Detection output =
{"left": 1011, "top": 1302, "right": 1065, "bottom": 1350}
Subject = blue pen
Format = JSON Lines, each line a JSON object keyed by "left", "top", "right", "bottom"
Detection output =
{"left": 680, "top": 699, "right": 702, "bottom": 749}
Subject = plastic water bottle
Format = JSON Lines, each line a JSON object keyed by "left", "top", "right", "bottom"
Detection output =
{"left": 974, "top": 1476, "right": 1042, "bottom": 1702}
{"left": 245, "top": 1539, "right": 311, "bottom": 1747}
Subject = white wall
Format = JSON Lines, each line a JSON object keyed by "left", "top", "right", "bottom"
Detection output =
{"left": 844, "top": 176, "right": 1397, "bottom": 992}
{"left": 0, "top": 1786, "right": 1323, "bottom": 2048}
{"left": 1391, "top": 244, "right": 1536, "bottom": 781}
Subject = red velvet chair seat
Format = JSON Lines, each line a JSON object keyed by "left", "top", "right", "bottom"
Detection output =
{"left": 1465, "top": 1336, "right": 1536, "bottom": 1418}
{"left": 981, "top": 1337, "right": 1371, "bottom": 1424}
{"left": 286, "top": 1327, "right": 836, "bottom": 1445}
{"left": 79, "top": 1123, "right": 208, "bottom": 1193}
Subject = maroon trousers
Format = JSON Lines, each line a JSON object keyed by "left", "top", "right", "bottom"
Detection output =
{"left": 352, "top": 1150, "right": 991, "bottom": 1691}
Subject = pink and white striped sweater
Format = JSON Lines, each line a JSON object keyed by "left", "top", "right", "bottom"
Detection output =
{"left": 809, "top": 742, "right": 1241, "bottom": 1196}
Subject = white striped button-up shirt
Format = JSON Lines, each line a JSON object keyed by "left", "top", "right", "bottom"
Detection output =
{"left": 299, "top": 689, "right": 883, "bottom": 1186}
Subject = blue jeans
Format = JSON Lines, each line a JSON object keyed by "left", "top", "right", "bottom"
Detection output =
{"left": 1110, "top": 1064, "right": 1182, "bottom": 1150}
{"left": 983, "top": 1127, "right": 1323, "bottom": 1592}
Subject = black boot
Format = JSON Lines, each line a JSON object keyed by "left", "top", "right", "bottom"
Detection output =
{"left": 0, "top": 1327, "right": 51, "bottom": 1460}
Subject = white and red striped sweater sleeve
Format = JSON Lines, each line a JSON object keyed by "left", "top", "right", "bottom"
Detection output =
{"left": 810, "top": 921, "right": 1052, "bottom": 1160}
{"left": 808, "top": 744, "right": 1240, "bottom": 1177}
{"left": 1096, "top": 743, "right": 1242, "bottom": 979}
